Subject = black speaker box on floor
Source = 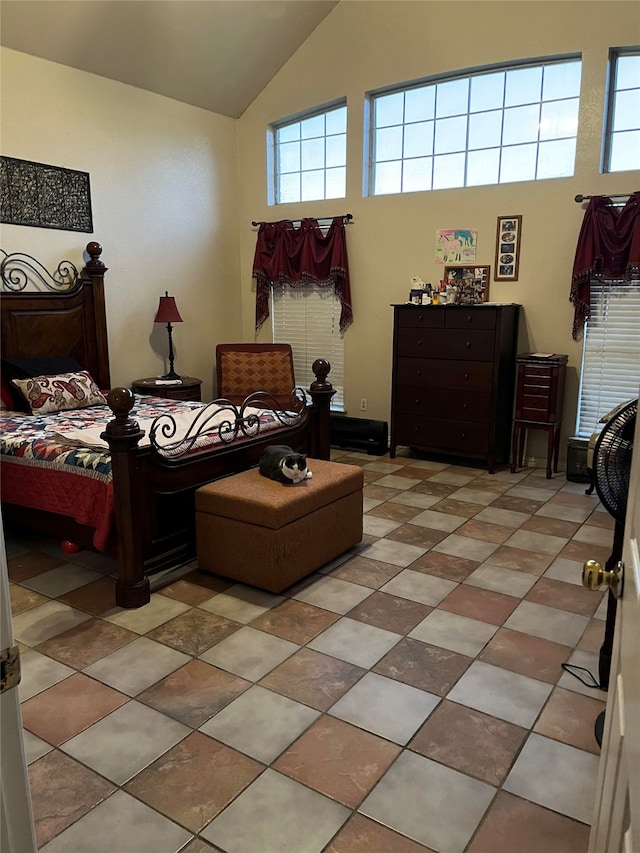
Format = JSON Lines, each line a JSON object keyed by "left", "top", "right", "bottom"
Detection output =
{"left": 330, "top": 415, "right": 388, "bottom": 456}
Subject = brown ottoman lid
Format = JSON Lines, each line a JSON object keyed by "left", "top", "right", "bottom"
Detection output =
{"left": 196, "top": 458, "right": 363, "bottom": 529}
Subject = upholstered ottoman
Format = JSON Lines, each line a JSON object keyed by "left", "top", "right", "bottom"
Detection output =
{"left": 195, "top": 459, "right": 363, "bottom": 593}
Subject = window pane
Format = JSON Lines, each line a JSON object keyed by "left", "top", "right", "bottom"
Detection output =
{"left": 301, "top": 169, "right": 325, "bottom": 201}
{"left": 612, "top": 88, "right": 640, "bottom": 132}
{"left": 278, "top": 141, "right": 300, "bottom": 174}
{"left": 467, "top": 148, "right": 500, "bottom": 186}
{"left": 279, "top": 172, "right": 300, "bottom": 203}
{"left": 610, "top": 130, "right": 640, "bottom": 172}
{"left": 500, "top": 143, "right": 537, "bottom": 183}
{"left": 405, "top": 86, "right": 435, "bottom": 123}
{"left": 468, "top": 110, "right": 502, "bottom": 149}
{"left": 470, "top": 72, "right": 505, "bottom": 112}
{"left": 505, "top": 66, "right": 542, "bottom": 106}
{"left": 325, "top": 134, "right": 346, "bottom": 168}
{"left": 374, "top": 160, "right": 402, "bottom": 195}
{"left": 325, "top": 106, "right": 347, "bottom": 135}
{"left": 277, "top": 123, "right": 299, "bottom": 143}
{"left": 325, "top": 166, "right": 346, "bottom": 199}
{"left": 375, "top": 126, "right": 404, "bottom": 161}
{"left": 537, "top": 138, "right": 576, "bottom": 178}
{"left": 542, "top": 61, "right": 582, "bottom": 100}
{"left": 404, "top": 121, "right": 434, "bottom": 158}
{"left": 402, "top": 157, "right": 433, "bottom": 192}
{"left": 301, "top": 138, "right": 324, "bottom": 171}
{"left": 539, "top": 98, "right": 579, "bottom": 139}
{"left": 376, "top": 92, "right": 405, "bottom": 127}
{"left": 434, "top": 115, "right": 467, "bottom": 154}
{"left": 502, "top": 104, "right": 540, "bottom": 145}
{"left": 436, "top": 78, "right": 469, "bottom": 118}
{"left": 616, "top": 54, "right": 640, "bottom": 90}
{"left": 433, "top": 153, "right": 465, "bottom": 189}
{"left": 301, "top": 114, "right": 325, "bottom": 139}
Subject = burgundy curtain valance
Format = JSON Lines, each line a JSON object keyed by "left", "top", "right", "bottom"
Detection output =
{"left": 253, "top": 216, "right": 352, "bottom": 333}
{"left": 570, "top": 192, "right": 640, "bottom": 339}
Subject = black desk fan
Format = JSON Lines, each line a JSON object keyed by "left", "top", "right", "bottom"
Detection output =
{"left": 582, "top": 398, "right": 637, "bottom": 744}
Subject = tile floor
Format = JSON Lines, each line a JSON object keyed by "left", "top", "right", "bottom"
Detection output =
{"left": 6, "top": 448, "right": 614, "bottom": 853}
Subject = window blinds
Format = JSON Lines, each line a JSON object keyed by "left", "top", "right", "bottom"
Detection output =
{"left": 576, "top": 280, "right": 640, "bottom": 436}
{"left": 271, "top": 283, "right": 345, "bottom": 411}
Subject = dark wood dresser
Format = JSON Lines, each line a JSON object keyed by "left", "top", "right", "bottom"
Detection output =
{"left": 390, "top": 303, "right": 521, "bottom": 473}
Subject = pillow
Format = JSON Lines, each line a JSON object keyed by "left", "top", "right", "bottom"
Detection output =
{"left": 11, "top": 370, "right": 108, "bottom": 415}
{"left": 2, "top": 358, "right": 85, "bottom": 412}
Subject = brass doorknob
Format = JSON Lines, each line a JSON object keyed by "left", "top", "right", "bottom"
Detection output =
{"left": 582, "top": 559, "right": 624, "bottom": 598}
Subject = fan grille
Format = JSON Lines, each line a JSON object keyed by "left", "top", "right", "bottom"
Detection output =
{"left": 593, "top": 399, "right": 637, "bottom": 523}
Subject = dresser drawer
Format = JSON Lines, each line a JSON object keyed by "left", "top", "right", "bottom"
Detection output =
{"left": 397, "top": 308, "right": 445, "bottom": 329}
{"left": 394, "top": 414, "right": 489, "bottom": 456}
{"left": 445, "top": 307, "right": 497, "bottom": 330}
{"left": 396, "top": 357, "right": 493, "bottom": 391}
{"left": 397, "top": 328, "right": 495, "bottom": 361}
{"left": 395, "top": 387, "right": 491, "bottom": 422}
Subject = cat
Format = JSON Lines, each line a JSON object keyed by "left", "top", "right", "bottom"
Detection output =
{"left": 259, "top": 444, "right": 313, "bottom": 484}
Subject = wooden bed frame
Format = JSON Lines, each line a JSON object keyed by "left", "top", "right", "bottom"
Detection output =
{"left": 1, "top": 242, "right": 334, "bottom": 608}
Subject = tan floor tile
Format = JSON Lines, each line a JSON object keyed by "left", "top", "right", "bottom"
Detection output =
{"left": 34, "top": 617, "right": 137, "bottom": 669}
{"left": 368, "top": 502, "right": 424, "bottom": 522}
{"left": 430, "top": 497, "right": 484, "bottom": 518}
{"left": 525, "top": 577, "right": 604, "bottom": 617}
{"left": 259, "top": 647, "right": 365, "bottom": 711}
{"left": 251, "top": 598, "right": 339, "bottom": 644}
{"left": 22, "top": 673, "right": 128, "bottom": 746}
{"left": 491, "top": 495, "right": 545, "bottom": 514}
{"left": 440, "top": 584, "right": 519, "bottom": 625}
{"left": 28, "top": 749, "right": 115, "bottom": 848}
{"left": 385, "top": 523, "right": 449, "bottom": 549}
{"left": 330, "top": 555, "right": 403, "bottom": 588}
{"left": 8, "top": 551, "right": 66, "bottom": 582}
{"left": 410, "top": 551, "right": 480, "bottom": 582}
{"left": 157, "top": 575, "right": 229, "bottom": 605}
{"left": 534, "top": 687, "right": 604, "bottom": 754}
{"left": 479, "top": 627, "right": 571, "bottom": 684}
{"left": 576, "top": 618, "right": 606, "bottom": 653}
{"left": 10, "top": 583, "right": 49, "bottom": 615}
{"left": 521, "top": 515, "right": 581, "bottom": 538}
{"left": 559, "top": 539, "right": 612, "bottom": 565}
{"left": 57, "top": 576, "right": 119, "bottom": 615}
{"left": 373, "top": 636, "right": 471, "bottom": 696}
{"left": 326, "top": 813, "right": 435, "bottom": 853}
{"left": 125, "top": 731, "right": 262, "bottom": 832}
{"left": 146, "top": 607, "right": 241, "bottom": 656}
{"left": 486, "top": 545, "right": 553, "bottom": 575}
{"left": 274, "top": 715, "right": 400, "bottom": 807}
{"left": 456, "top": 518, "right": 514, "bottom": 543}
{"left": 347, "top": 591, "right": 432, "bottom": 635}
{"left": 410, "top": 699, "right": 527, "bottom": 786}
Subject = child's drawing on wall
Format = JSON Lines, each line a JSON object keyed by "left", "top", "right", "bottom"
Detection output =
{"left": 435, "top": 228, "right": 477, "bottom": 264}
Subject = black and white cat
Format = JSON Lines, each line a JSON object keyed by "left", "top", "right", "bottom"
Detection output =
{"left": 259, "top": 445, "right": 313, "bottom": 484}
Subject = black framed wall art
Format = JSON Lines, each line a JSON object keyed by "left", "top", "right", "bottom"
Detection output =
{"left": 494, "top": 215, "right": 522, "bottom": 281}
{"left": 0, "top": 156, "right": 93, "bottom": 233}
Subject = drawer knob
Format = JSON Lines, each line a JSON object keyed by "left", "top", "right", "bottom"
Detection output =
{"left": 417, "top": 370, "right": 422, "bottom": 377}
{"left": 415, "top": 399, "right": 420, "bottom": 405}
{"left": 463, "top": 403, "right": 468, "bottom": 410}
{"left": 466, "top": 316, "right": 473, "bottom": 323}
{"left": 466, "top": 341, "right": 471, "bottom": 348}
{"left": 418, "top": 340, "right": 423, "bottom": 346}
{"left": 461, "top": 432, "right": 466, "bottom": 439}
{"left": 464, "top": 373, "right": 470, "bottom": 380}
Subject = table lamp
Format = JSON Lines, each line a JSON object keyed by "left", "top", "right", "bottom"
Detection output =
{"left": 154, "top": 292, "right": 183, "bottom": 380}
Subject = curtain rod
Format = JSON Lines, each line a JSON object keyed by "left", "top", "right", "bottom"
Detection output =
{"left": 574, "top": 193, "right": 634, "bottom": 203}
{"left": 251, "top": 213, "right": 353, "bottom": 227}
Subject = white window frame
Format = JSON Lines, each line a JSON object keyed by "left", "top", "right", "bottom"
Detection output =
{"left": 271, "top": 282, "right": 345, "bottom": 412}
{"left": 575, "top": 279, "right": 640, "bottom": 437}
{"left": 366, "top": 55, "right": 582, "bottom": 196}
{"left": 602, "top": 46, "right": 640, "bottom": 174}
{"left": 269, "top": 100, "right": 347, "bottom": 205}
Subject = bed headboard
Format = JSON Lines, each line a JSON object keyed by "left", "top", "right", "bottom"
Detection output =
{"left": 0, "top": 242, "right": 111, "bottom": 390}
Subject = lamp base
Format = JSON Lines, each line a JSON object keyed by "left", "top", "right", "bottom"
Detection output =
{"left": 160, "top": 370, "right": 181, "bottom": 381}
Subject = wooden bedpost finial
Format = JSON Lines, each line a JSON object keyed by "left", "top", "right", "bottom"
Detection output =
{"left": 85, "top": 242, "right": 105, "bottom": 271}
{"left": 310, "top": 358, "right": 332, "bottom": 392}
{"left": 103, "top": 388, "right": 143, "bottom": 442}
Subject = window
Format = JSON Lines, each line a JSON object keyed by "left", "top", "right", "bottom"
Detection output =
{"left": 271, "top": 103, "right": 347, "bottom": 204}
{"left": 603, "top": 48, "right": 640, "bottom": 173}
{"left": 271, "top": 283, "right": 345, "bottom": 411}
{"left": 575, "top": 280, "right": 640, "bottom": 437}
{"left": 368, "top": 57, "right": 581, "bottom": 195}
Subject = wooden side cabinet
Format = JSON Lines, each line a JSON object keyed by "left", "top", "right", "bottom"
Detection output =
{"left": 389, "top": 303, "right": 521, "bottom": 473}
{"left": 131, "top": 376, "right": 202, "bottom": 402}
{"left": 511, "top": 354, "right": 568, "bottom": 478}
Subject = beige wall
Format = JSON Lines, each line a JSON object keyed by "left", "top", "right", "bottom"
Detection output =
{"left": 0, "top": 48, "right": 242, "bottom": 399}
{"left": 237, "top": 1, "right": 640, "bottom": 463}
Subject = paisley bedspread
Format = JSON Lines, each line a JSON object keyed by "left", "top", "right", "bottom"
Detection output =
{"left": 0, "top": 395, "right": 292, "bottom": 550}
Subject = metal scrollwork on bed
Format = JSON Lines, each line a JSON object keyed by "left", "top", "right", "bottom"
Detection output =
{"left": 0, "top": 249, "right": 81, "bottom": 292}
{"left": 149, "top": 388, "right": 309, "bottom": 458}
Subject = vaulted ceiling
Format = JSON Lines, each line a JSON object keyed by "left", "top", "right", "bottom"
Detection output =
{"left": 0, "top": 0, "right": 339, "bottom": 118}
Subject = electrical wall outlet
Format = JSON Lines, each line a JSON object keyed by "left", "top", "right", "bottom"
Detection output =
{"left": 527, "top": 455, "right": 536, "bottom": 467}
{"left": 360, "top": 398, "right": 368, "bottom": 412}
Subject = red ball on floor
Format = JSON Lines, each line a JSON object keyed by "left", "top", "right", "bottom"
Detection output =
{"left": 61, "top": 540, "right": 81, "bottom": 554}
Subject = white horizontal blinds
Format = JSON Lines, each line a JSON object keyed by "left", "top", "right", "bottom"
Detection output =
{"left": 271, "top": 283, "right": 345, "bottom": 411}
{"left": 576, "top": 280, "right": 640, "bottom": 436}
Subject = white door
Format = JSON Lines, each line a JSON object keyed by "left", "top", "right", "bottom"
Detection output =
{"left": 588, "top": 412, "right": 640, "bottom": 852}
{"left": 0, "top": 512, "right": 37, "bottom": 853}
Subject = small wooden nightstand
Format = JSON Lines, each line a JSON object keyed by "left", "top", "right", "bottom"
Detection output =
{"left": 131, "top": 376, "right": 202, "bottom": 402}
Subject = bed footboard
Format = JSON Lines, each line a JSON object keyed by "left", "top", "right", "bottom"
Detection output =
{"left": 103, "top": 360, "right": 334, "bottom": 607}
